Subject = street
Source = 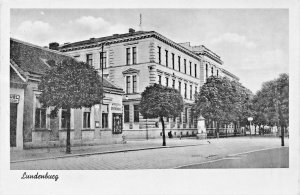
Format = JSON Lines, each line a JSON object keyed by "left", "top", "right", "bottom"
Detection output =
{"left": 11, "top": 137, "right": 289, "bottom": 170}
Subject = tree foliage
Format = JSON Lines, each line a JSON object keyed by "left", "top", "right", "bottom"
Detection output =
{"left": 252, "top": 73, "right": 289, "bottom": 130}
{"left": 140, "top": 84, "right": 184, "bottom": 146}
{"left": 193, "top": 76, "right": 253, "bottom": 134}
{"left": 38, "top": 58, "right": 104, "bottom": 153}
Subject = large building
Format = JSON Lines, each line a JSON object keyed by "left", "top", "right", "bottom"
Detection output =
{"left": 10, "top": 38, "right": 124, "bottom": 149}
{"left": 60, "top": 28, "right": 239, "bottom": 139}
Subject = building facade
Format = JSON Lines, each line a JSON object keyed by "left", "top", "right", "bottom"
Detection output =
{"left": 10, "top": 38, "right": 124, "bottom": 149}
{"left": 60, "top": 29, "right": 238, "bottom": 139}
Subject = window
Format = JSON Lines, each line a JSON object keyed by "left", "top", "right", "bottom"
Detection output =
{"left": 178, "top": 81, "right": 181, "bottom": 93}
{"left": 178, "top": 56, "right": 181, "bottom": 72}
{"left": 134, "top": 105, "right": 139, "bottom": 122}
{"left": 166, "top": 77, "right": 169, "bottom": 87}
{"left": 124, "top": 105, "right": 130, "bottom": 123}
{"left": 211, "top": 67, "right": 214, "bottom": 75}
{"left": 126, "top": 76, "right": 131, "bottom": 93}
{"left": 195, "top": 86, "right": 197, "bottom": 94}
{"left": 102, "top": 104, "right": 108, "bottom": 128}
{"left": 132, "top": 47, "right": 137, "bottom": 64}
{"left": 35, "top": 101, "right": 46, "bottom": 129}
{"left": 172, "top": 79, "right": 175, "bottom": 89}
{"left": 83, "top": 109, "right": 91, "bottom": 128}
{"left": 61, "top": 108, "right": 69, "bottom": 129}
{"left": 126, "top": 48, "right": 131, "bottom": 65}
{"left": 132, "top": 75, "right": 137, "bottom": 93}
{"left": 86, "top": 54, "right": 93, "bottom": 66}
{"left": 172, "top": 53, "right": 175, "bottom": 69}
{"left": 179, "top": 113, "right": 182, "bottom": 123}
{"left": 100, "top": 51, "right": 107, "bottom": 69}
{"left": 184, "top": 83, "right": 187, "bottom": 99}
{"left": 165, "top": 50, "right": 168, "bottom": 67}
{"left": 206, "top": 64, "right": 208, "bottom": 79}
{"left": 189, "top": 62, "right": 192, "bottom": 76}
{"left": 158, "top": 75, "right": 162, "bottom": 85}
{"left": 157, "top": 46, "right": 161, "bottom": 64}
{"left": 194, "top": 64, "right": 197, "bottom": 77}
{"left": 217, "top": 69, "right": 219, "bottom": 77}
{"left": 190, "top": 85, "right": 193, "bottom": 99}
{"left": 184, "top": 108, "right": 188, "bottom": 123}
{"left": 184, "top": 59, "right": 187, "bottom": 74}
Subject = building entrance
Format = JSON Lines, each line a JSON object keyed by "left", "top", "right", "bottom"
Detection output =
{"left": 112, "top": 113, "right": 122, "bottom": 134}
{"left": 10, "top": 103, "right": 17, "bottom": 147}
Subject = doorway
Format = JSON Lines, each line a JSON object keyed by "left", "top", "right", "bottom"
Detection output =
{"left": 112, "top": 113, "right": 122, "bottom": 134}
{"left": 10, "top": 103, "right": 17, "bottom": 147}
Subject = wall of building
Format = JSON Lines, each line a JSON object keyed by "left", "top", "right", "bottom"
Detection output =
{"left": 10, "top": 87, "right": 24, "bottom": 150}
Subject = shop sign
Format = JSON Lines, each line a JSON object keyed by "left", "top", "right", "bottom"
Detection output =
{"left": 111, "top": 103, "right": 122, "bottom": 111}
{"left": 10, "top": 94, "right": 20, "bottom": 103}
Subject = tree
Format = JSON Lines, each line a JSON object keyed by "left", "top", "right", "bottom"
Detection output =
{"left": 194, "top": 76, "right": 235, "bottom": 136}
{"left": 38, "top": 58, "right": 104, "bottom": 153}
{"left": 140, "top": 84, "right": 184, "bottom": 146}
{"left": 252, "top": 73, "right": 289, "bottom": 145}
{"left": 194, "top": 76, "right": 253, "bottom": 137}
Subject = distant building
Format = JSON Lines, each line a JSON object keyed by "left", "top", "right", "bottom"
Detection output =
{"left": 10, "top": 38, "right": 124, "bottom": 149}
{"left": 60, "top": 29, "right": 239, "bottom": 139}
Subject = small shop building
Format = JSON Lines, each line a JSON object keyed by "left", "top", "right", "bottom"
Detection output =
{"left": 10, "top": 38, "right": 124, "bottom": 149}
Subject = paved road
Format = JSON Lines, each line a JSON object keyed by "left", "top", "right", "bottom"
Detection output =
{"left": 11, "top": 137, "right": 289, "bottom": 170}
{"left": 178, "top": 147, "right": 288, "bottom": 169}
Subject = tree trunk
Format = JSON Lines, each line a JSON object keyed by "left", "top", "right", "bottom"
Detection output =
{"left": 66, "top": 107, "right": 71, "bottom": 154}
{"left": 160, "top": 116, "right": 166, "bottom": 146}
{"left": 254, "top": 125, "right": 257, "bottom": 135}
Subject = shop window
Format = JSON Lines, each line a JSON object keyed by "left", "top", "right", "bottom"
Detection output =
{"left": 35, "top": 98, "right": 46, "bottom": 129}
{"left": 124, "top": 105, "right": 130, "bottom": 123}
{"left": 83, "top": 108, "right": 91, "bottom": 128}
{"left": 86, "top": 54, "right": 93, "bottom": 66}
{"left": 134, "top": 105, "right": 139, "bottom": 122}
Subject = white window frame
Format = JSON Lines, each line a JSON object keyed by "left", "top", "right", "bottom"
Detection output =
{"left": 33, "top": 92, "right": 50, "bottom": 130}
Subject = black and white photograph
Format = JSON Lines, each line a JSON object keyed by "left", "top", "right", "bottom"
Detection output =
{"left": 1, "top": 0, "right": 299, "bottom": 195}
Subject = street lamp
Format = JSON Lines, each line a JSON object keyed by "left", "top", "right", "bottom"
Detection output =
{"left": 248, "top": 117, "right": 253, "bottom": 138}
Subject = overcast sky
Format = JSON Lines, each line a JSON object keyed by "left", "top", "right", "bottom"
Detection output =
{"left": 10, "top": 9, "right": 289, "bottom": 93}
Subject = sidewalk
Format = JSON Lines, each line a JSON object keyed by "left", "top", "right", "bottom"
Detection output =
{"left": 11, "top": 138, "right": 209, "bottom": 163}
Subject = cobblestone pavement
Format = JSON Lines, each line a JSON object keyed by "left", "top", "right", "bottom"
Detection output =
{"left": 11, "top": 137, "right": 288, "bottom": 170}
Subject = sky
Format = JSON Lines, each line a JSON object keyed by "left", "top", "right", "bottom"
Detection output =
{"left": 10, "top": 9, "right": 289, "bottom": 93}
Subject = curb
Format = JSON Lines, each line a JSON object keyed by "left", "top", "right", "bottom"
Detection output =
{"left": 11, "top": 143, "right": 208, "bottom": 163}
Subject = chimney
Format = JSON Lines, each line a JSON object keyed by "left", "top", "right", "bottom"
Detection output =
{"left": 129, "top": 28, "right": 135, "bottom": 33}
{"left": 49, "top": 42, "right": 59, "bottom": 50}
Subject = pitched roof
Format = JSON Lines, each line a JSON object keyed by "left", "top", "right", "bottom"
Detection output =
{"left": 10, "top": 38, "right": 72, "bottom": 75}
{"left": 10, "top": 38, "right": 123, "bottom": 91}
